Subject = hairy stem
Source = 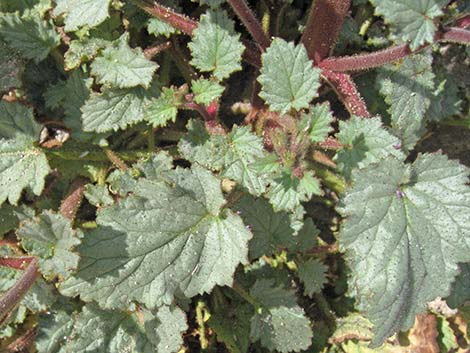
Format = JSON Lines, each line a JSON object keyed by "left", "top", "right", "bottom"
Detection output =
{"left": 143, "top": 41, "right": 172, "bottom": 59}
{"left": 322, "top": 69, "right": 371, "bottom": 117}
{"left": 4, "top": 327, "right": 37, "bottom": 353}
{"left": 0, "top": 257, "right": 35, "bottom": 270}
{"left": 301, "top": 0, "right": 351, "bottom": 63}
{"left": 454, "top": 14, "right": 470, "bottom": 28}
{"left": 0, "top": 258, "right": 39, "bottom": 326}
{"left": 440, "top": 27, "right": 470, "bottom": 45}
{"left": 59, "top": 177, "right": 88, "bottom": 221}
{"left": 228, "top": 0, "right": 271, "bottom": 50}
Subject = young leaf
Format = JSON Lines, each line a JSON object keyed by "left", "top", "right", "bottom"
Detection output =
{"left": 60, "top": 165, "right": 251, "bottom": 309}
{"left": 234, "top": 195, "right": 295, "bottom": 259}
{"left": 145, "top": 86, "right": 181, "bottom": 127}
{"left": 298, "top": 259, "right": 327, "bottom": 297}
{"left": 370, "top": 0, "right": 449, "bottom": 50}
{"left": 91, "top": 34, "right": 158, "bottom": 89}
{"left": 17, "top": 210, "right": 81, "bottom": 279}
{"left": 335, "top": 115, "right": 404, "bottom": 179}
{"left": 0, "top": 101, "right": 42, "bottom": 139}
{"left": 0, "top": 13, "right": 59, "bottom": 63}
{"left": 189, "top": 10, "right": 245, "bottom": 80}
{"left": 191, "top": 78, "right": 225, "bottom": 105}
{"left": 378, "top": 53, "right": 434, "bottom": 150}
{"left": 81, "top": 85, "right": 157, "bottom": 132}
{"left": 0, "top": 135, "right": 50, "bottom": 206}
{"left": 250, "top": 279, "right": 313, "bottom": 352}
{"left": 64, "top": 37, "right": 110, "bottom": 70}
{"left": 301, "top": 102, "right": 335, "bottom": 143}
{"left": 267, "top": 170, "right": 321, "bottom": 212}
{"left": 258, "top": 38, "right": 321, "bottom": 115}
{"left": 53, "top": 0, "right": 111, "bottom": 32}
{"left": 339, "top": 153, "right": 470, "bottom": 346}
{"left": 147, "top": 18, "right": 177, "bottom": 38}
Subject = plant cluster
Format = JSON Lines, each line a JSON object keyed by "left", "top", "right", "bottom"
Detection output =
{"left": 0, "top": 0, "right": 470, "bottom": 352}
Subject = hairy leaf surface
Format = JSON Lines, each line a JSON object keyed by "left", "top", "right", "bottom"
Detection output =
{"left": 54, "top": 0, "right": 111, "bottom": 31}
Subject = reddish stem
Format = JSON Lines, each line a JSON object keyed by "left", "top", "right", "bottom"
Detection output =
{"left": 301, "top": 0, "right": 351, "bottom": 64}
{"left": 440, "top": 27, "right": 470, "bottom": 44}
{"left": 135, "top": 0, "right": 197, "bottom": 35}
{"left": 454, "top": 14, "right": 470, "bottom": 28}
{"left": 227, "top": 0, "right": 271, "bottom": 50}
{"left": 0, "top": 257, "right": 35, "bottom": 270}
{"left": 318, "top": 136, "right": 343, "bottom": 150}
{"left": 319, "top": 44, "right": 412, "bottom": 72}
{"left": 321, "top": 69, "right": 371, "bottom": 118}
{"left": 0, "top": 258, "right": 39, "bottom": 326}
{"left": 4, "top": 327, "right": 37, "bottom": 353}
{"left": 59, "top": 177, "right": 87, "bottom": 220}
{"left": 144, "top": 41, "right": 172, "bottom": 59}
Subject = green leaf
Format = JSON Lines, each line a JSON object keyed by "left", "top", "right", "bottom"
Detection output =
{"left": 60, "top": 165, "right": 251, "bottom": 309}
{"left": 145, "top": 87, "right": 181, "bottom": 127}
{"left": 335, "top": 115, "right": 404, "bottom": 179}
{"left": 0, "top": 135, "right": 50, "bottom": 206}
{"left": 150, "top": 305, "right": 188, "bottom": 353}
{"left": 233, "top": 195, "right": 295, "bottom": 259}
{"left": 0, "top": 204, "right": 19, "bottom": 236}
{"left": 250, "top": 279, "right": 313, "bottom": 352}
{"left": 301, "top": 102, "right": 335, "bottom": 143}
{"left": 147, "top": 18, "right": 177, "bottom": 38}
{"left": 447, "top": 263, "right": 470, "bottom": 308}
{"left": 437, "top": 315, "right": 459, "bottom": 352}
{"left": 81, "top": 85, "right": 157, "bottom": 133}
{"left": 339, "top": 153, "right": 470, "bottom": 346}
{"left": 189, "top": 10, "right": 245, "bottom": 80}
{"left": 59, "top": 304, "right": 186, "bottom": 353}
{"left": 378, "top": 53, "right": 434, "bottom": 150}
{"left": 427, "top": 72, "right": 462, "bottom": 122}
{"left": 36, "top": 298, "right": 77, "bottom": 353}
{"left": 191, "top": 78, "right": 225, "bottom": 105}
{"left": 91, "top": 34, "right": 158, "bottom": 89}
{"left": 0, "top": 101, "right": 42, "bottom": 139}
{"left": 17, "top": 210, "right": 81, "bottom": 279}
{"left": 84, "top": 184, "right": 114, "bottom": 207}
{"left": 0, "top": 40, "right": 22, "bottom": 94}
{"left": 64, "top": 37, "right": 110, "bottom": 70}
{"left": 258, "top": 38, "right": 321, "bottom": 115}
{"left": 179, "top": 121, "right": 270, "bottom": 196}
{"left": 288, "top": 217, "right": 319, "bottom": 253}
{"left": 53, "top": 0, "right": 111, "bottom": 32}
{"left": 371, "top": 0, "right": 449, "bottom": 50}
{"left": 0, "top": 0, "right": 51, "bottom": 16}
{"left": 267, "top": 170, "right": 321, "bottom": 212}
{"left": 298, "top": 259, "right": 327, "bottom": 297}
{"left": 0, "top": 13, "right": 59, "bottom": 63}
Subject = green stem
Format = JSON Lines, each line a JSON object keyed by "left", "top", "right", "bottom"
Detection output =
{"left": 47, "top": 148, "right": 150, "bottom": 162}
{"left": 196, "top": 301, "right": 209, "bottom": 349}
{"left": 313, "top": 165, "right": 347, "bottom": 195}
{"left": 148, "top": 126, "right": 155, "bottom": 153}
{"left": 232, "top": 282, "right": 259, "bottom": 308}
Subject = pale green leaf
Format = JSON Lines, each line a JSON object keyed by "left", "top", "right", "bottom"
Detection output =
{"left": 258, "top": 38, "right": 321, "bottom": 115}
{"left": 0, "top": 135, "right": 50, "bottom": 206}
{"left": 250, "top": 279, "right": 313, "bottom": 352}
{"left": 298, "top": 259, "right": 327, "bottom": 297}
{"left": 371, "top": 0, "right": 449, "bottom": 50}
{"left": 84, "top": 184, "right": 114, "bottom": 207}
{"left": 437, "top": 315, "right": 459, "bottom": 352}
{"left": 145, "top": 87, "right": 180, "bottom": 127}
{"left": 17, "top": 210, "right": 81, "bottom": 279}
{"left": 301, "top": 102, "right": 335, "bottom": 143}
{"left": 53, "top": 0, "right": 111, "bottom": 32}
{"left": 64, "top": 37, "right": 110, "bottom": 70}
{"left": 81, "top": 85, "right": 157, "bottom": 133}
{"left": 0, "top": 13, "right": 59, "bottom": 63}
{"left": 378, "top": 53, "right": 434, "bottom": 150}
{"left": 0, "top": 101, "right": 42, "bottom": 139}
{"left": 191, "top": 78, "right": 225, "bottom": 105}
{"left": 427, "top": 73, "right": 462, "bottom": 122}
{"left": 0, "top": 0, "right": 51, "bottom": 16}
{"left": 147, "top": 18, "right": 176, "bottom": 38}
{"left": 189, "top": 10, "right": 245, "bottom": 80}
{"left": 267, "top": 170, "right": 322, "bottom": 212}
{"left": 91, "top": 34, "right": 158, "bottom": 89}
{"left": 335, "top": 115, "right": 404, "bottom": 179}
{"left": 149, "top": 306, "right": 188, "bottom": 353}
{"left": 339, "top": 153, "right": 470, "bottom": 346}
{"left": 60, "top": 166, "right": 251, "bottom": 309}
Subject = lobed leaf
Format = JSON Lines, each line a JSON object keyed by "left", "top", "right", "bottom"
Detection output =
{"left": 53, "top": 0, "right": 111, "bottom": 32}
